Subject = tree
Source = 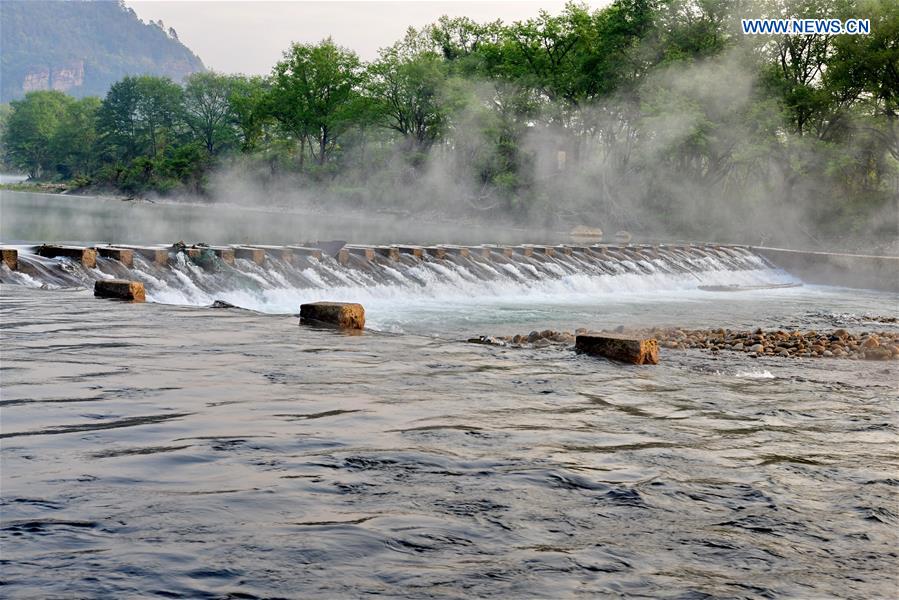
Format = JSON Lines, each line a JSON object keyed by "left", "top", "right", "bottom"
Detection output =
{"left": 267, "top": 39, "right": 369, "bottom": 167}
{"left": 51, "top": 96, "right": 101, "bottom": 177}
{"left": 4, "top": 90, "right": 72, "bottom": 178}
{"left": 368, "top": 29, "right": 463, "bottom": 151}
{"left": 228, "top": 75, "right": 270, "bottom": 152}
{"left": 182, "top": 72, "right": 238, "bottom": 155}
{"left": 98, "top": 75, "right": 182, "bottom": 161}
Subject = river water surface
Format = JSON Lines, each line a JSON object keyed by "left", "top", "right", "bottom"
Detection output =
{"left": 2, "top": 281, "right": 898, "bottom": 599}
{"left": 1, "top": 193, "right": 898, "bottom": 598}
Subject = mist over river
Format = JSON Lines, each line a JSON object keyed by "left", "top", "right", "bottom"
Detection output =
{"left": 1, "top": 191, "right": 898, "bottom": 598}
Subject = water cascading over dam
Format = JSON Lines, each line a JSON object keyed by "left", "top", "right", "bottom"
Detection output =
{"left": 0, "top": 242, "right": 790, "bottom": 314}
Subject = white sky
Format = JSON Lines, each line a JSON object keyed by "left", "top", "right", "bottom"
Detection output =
{"left": 126, "top": 1, "right": 612, "bottom": 75}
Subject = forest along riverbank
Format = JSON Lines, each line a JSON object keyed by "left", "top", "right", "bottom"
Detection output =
{"left": 1, "top": 284, "right": 897, "bottom": 598}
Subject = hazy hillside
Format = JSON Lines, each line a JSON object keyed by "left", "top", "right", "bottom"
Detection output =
{"left": 0, "top": 0, "right": 205, "bottom": 102}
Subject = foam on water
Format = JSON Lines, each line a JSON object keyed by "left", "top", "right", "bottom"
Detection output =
{"left": 734, "top": 369, "right": 777, "bottom": 379}
{"left": 3, "top": 245, "right": 800, "bottom": 333}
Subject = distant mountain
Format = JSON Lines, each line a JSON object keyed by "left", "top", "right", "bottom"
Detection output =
{"left": 1, "top": 0, "right": 205, "bottom": 102}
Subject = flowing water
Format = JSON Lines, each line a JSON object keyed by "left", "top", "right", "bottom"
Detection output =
{"left": 2, "top": 200, "right": 898, "bottom": 598}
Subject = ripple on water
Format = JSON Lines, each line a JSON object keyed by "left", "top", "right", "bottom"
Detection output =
{"left": 0, "top": 284, "right": 897, "bottom": 598}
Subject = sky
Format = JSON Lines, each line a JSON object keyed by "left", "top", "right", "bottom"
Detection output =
{"left": 126, "top": 1, "right": 612, "bottom": 75}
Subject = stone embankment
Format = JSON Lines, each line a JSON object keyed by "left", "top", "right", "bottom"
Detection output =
{"left": 469, "top": 326, "right": 899, "bottom": 360}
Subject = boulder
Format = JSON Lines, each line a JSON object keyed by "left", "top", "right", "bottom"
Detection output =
{"left": 864, "top": 346, "right": 892, "bottom": 361}
{"left": 575, "top": 334, "right": 659, "bottom": 365}
{"left": 569, "top": 225, "right": 603, "bottom": 242}
{"left": 300, "top": 302, "right": 365, "bottom": 330}
{"left": 861, "top": 336, "right": 879, "bottom": 349}
{"left": 94, "top": 279, "right": 145, "bottom": 302}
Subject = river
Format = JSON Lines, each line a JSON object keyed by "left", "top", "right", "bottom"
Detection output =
{"left": 1, "top": 192, "right": 897, "bottom": 598}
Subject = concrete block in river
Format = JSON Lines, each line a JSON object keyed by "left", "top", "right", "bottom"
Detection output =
{"left": 1, "top": 248, "right": 18, "bottom": 270}
{"left": 533, "top": 246, "right": 555, "bottom": 257}
{"left": 396, "top": 246, "right": 423, "bottom": 259}
{"left": 346, "top": 246, "right": 375, "bottom": 260}
{"left": 117, "top": 245, "right": 169, "bottom": 266}
{"left": 37, "top": 245, "right": 97, "bottom": 268}
{"left": 209, "top": 247, "right": 235, "bottom": 264}
{"left": 95, "top": 247, "right": 134, "bottom": 267}
{"left": 438, "top": 246, "right": 469, "bottom": 258}
{"left": 248, "top": 245, "right": 293, "bottom": 263}
{"left": 233, "top": 246, "right": 265, "bottom": 265}
{"left": 373, "top": 246, "right": 400, "bottom": 260}
{"left": 423, "top": 246, "right": 447, "bottom": 259}
{"left": 286, "top": 246, "right": 323, "bottom": 260}
{"left": 512, "top": 246, "right": 534, "bottom": 257}
{"left": 576, "top": 334, "right": 659, "bottom": 365}
{"left": 300, "top": 302, "right": 365, "bottom": 330}
{"left": 94, "top": 279, "right": 146, "bottom": 302}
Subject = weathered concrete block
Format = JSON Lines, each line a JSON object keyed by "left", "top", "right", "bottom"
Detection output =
{"left": 347, "top": 246, "right": 376, "bottom": 260}
{"left": 576, "top": 334, "right": 659, "bottom": 365}
{"left": 533, "top": 246, "right": 555, "bottom": 257}
{"left": 286, "top": 246, "right": 323, "bottom": 260}
{"left": 374, "top": 246, "right": 400, "bottom": 260}
{"left": 210, "top": 247, "right": 235, "bottom": 264}
{"left": 94, "top": 279, "right": 146, "bottom": 302}
{"left": 250, "top": 245, "right": 293, "bottom": 263}
{"left": 554, "top": 246, "right": 573, "bottom": 256}
{"left": 512, "top": 246, "right": 534, "bottom": 257}
{"left": 300, "top": 302, "right": 365, "bottom": 329}
{"left": 397, "top": 246, "right": 423, "bottom": 259}
{"left": 439, "top": 246, "right": 469, "bottom": 258}
{"left": 120, "top": 246, "right": 169, "bottom": 266}
{"left": 37, "top": 245, "right": 97, "bottom": 268}
{"left": 1, "top": 248, "right": 18, "bottom": 270}
{"left": 96, "top": 247, "right": 134, "bottom": 267}
{"left": 338, "top": 248, "right": 350, "bottom": 266}
{"left": 233, "top": 247, "right": 265, "bottom": 265}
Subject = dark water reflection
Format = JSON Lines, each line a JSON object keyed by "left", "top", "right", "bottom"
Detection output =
{"left": 1, "top": 286, "right": 897, "bottom": 598}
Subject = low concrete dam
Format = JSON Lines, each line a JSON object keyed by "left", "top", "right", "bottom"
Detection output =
{"left": 0, "top": 242, "right": 790, "bottom": 312}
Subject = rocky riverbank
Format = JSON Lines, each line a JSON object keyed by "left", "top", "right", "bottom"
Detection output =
{"left": 469, "top": 326, "right": 899, "bottom": 361}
